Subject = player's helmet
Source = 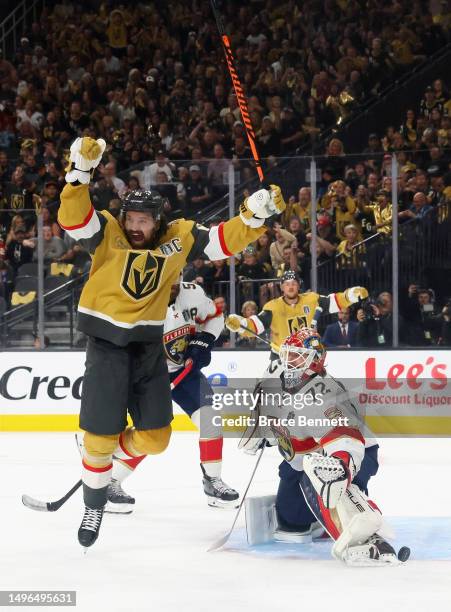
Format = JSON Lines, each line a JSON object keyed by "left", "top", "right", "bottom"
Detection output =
{"left": 281, "top": 270, "right": 302, "bottom": 289}
{"left": 121, "top": 189, "right": 165, "bottom": 221}
{"left": 279, "top": 327, "right": 326, "bottom": 387}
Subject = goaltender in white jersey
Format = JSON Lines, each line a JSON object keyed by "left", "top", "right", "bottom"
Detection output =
{"left": 241, "top": 327, "right": 410, "bottom": 566}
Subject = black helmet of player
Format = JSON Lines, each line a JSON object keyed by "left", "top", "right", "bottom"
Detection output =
{"left": 281, "top": 270, "right": 302, "bottom": 300}
{"left": 120, "top": 189, "right": 168, "bottom": 249}
{"left": 121, "top": 189, "right": 165, "bottom": 219}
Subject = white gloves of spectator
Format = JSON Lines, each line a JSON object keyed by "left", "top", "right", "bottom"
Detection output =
{"left": 65, "top": 137, "right": 106, "bottom": 184}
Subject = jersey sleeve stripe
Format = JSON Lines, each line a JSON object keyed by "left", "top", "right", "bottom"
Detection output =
{"left": 328, "top": 292, "right": 341, "bottom": 314}
{"left": 320, "top": 426, "right": 365, "bottom": 447}
{"left": 249, "top": 315, "right": 264, "bottom": 335}
{"left": 217, "top": 222, "right": 233, "bottom": 256}
{"left": 195, "top": 303, "right": 223, "bottom": 324}
{"left": 60, "top": 207, "right": 101, "bottom": 240}
{"left": 59, "top": 204, "right": 94, "bottom": 230}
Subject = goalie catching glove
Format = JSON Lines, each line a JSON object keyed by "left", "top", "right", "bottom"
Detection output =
{"left": 65, "top": 136, "right": 106, "bottom": 184}
{"left": 239, "top": 185, "right": 286, "bottom": 228}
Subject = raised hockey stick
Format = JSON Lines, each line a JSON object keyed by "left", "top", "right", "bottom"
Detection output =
{"left": 208, "top": 442, "right": 266, "bottom": 551}
{"left": 22, "top": 360, "right": 194, "bottom": 513}
{"left": 210, "top": 0, "right": 265, "bottom": 182}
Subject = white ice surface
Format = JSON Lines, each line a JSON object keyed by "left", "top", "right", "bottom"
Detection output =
{"left": 1, "top": 433, "right": 451, "bottom": 612}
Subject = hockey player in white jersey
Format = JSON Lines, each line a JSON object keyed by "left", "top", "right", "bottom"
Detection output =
{"left": 107, "top": 280, "right": 239, "bottom": 510}
{"left": 242, "top": 327, "right": 409, "bottom": 566}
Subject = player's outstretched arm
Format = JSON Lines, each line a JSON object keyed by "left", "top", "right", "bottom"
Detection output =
{"left": 57, "top": 137, "right": 106, "bottom": 245}
{"left": 225, "top": 309, "right": 272, "bottom": 339}
{"left": 189, "top": 185, "right": 286, "bottom": 262}
{"left": 321, "top": 286, "right": 369, "bottom": 313}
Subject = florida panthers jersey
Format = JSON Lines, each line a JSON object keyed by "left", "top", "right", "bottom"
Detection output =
{"left": 163, "top": 282, "right": 224, "bottom": 373}
{"left": 254, "top": 371, "right": 366, "bottom": 473}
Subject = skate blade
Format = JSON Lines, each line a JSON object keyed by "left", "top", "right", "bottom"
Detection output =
{"left": 274, "top": 529, "right": 313, "bottom": 544}
{"left": 344, "top": 554, "right": 401, "bottom": 567}
{"left": 207, "top": 497, "right": 239, "bottom": 509}
{"left": 105, "top": 501, "right": 134, "bottom": 514}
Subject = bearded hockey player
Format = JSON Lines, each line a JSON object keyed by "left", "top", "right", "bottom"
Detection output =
{"left": 107, "top": 280, "right": 239, "bottom": 511}
{"left": 225, "top": 271, "right": 368, "bottom": 369}
{"left": 242, "top": 328, "right": 409, "bottom": 566}
{"left": 57, "top": 136, "right": 286, "bottom": 547}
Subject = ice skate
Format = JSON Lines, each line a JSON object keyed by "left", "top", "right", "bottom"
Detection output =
{"left": 106, "top": 478, "right": 135, "bottom": 514}
{"left": 201, "top": 465, "right": 239, "bottom": 508}
{"left": 78, "top": 505, "right": 104, "bottom": 548}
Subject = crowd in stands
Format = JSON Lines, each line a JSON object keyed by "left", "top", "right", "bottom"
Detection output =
{"left": 0, "top": 0, "right": 450, "bottom": 346}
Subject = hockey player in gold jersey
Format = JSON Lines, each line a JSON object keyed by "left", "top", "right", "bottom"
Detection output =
{"left": 226, "top": 270, "right": 368, "bottom": 367}
{"left": 57, "top": 136, "right": 287, "bottom": 547}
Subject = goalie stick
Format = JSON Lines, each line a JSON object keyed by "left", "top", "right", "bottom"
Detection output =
{"left": 208, "top": 442, "right": 266, "bottom": 551}
{"left": 22, "top": 360, "right": 194, "bottom": 513}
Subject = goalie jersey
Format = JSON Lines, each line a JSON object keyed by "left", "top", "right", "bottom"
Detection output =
{"left": 164, "top": 282, "right": 224, "bottom": 373}
{"left": 254, "top": 370, "right": 366, "bottom": 473}
{"left": 58, "top": 184, "right": 264, "bottom": 346}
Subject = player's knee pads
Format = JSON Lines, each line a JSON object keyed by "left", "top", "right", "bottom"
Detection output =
{"left": 83, "top": 431, "right": 120, "bottom": 458}
{"left": 131, "top": 425, "right": 172, "bottom": 456}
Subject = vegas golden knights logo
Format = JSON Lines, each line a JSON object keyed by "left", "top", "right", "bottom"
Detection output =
{"left": 288, "top": 316, "right": 308, "bottom": 334}
{"left": 121, "top": 251, "right": 165, "bottom": 300}
{"left": 11, "top": 194, "right": 25, "bottom": 210}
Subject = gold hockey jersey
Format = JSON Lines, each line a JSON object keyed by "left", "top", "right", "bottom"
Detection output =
{"left": 58, "top": 184, "right": 265, "bottom": 346}
{"left": 248, "top": 290, "right": 353, "bottom": 348}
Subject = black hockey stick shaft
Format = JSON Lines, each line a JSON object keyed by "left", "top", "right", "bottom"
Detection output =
{"left": 208, "top": 443, "right": 266, "bottom": 551}
{"left": 210, "top": 0, "right": 265, "bottom": 182}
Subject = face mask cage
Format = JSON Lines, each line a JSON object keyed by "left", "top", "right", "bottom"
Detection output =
{"left": 279, "top": 344, "right": 317, "bottom": 387}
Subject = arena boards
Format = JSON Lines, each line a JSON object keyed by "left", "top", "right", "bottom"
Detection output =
{"left": 0, "top": 350, "right": 450, "bottom": 434}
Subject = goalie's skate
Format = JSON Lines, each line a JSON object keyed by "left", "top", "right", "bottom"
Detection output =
{"left": 78, "top": 505, "right": 104, "bottom": 548}
{"left": 105, "top": 478, "right": 135, "bottom": 514}
{"left": 342, "top": 535, "right": 402, "bottom": 567}
{"left": 275, "top": 520, "right": 325, "bottom": 543}
{"left": 201, "top": 465, "right": 239, "bottom": 508}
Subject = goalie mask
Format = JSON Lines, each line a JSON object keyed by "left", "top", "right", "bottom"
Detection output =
{"left": 279, "top": 328, "right": 326, "bottom": 388}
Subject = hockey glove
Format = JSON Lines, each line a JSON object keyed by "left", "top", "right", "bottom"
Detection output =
{"left": 185, "top": 332, "right": 215, "bottom": 370}
{"left": 239, "top": 184, "right": 286, "bottom": 228}
{"left": 65, "top": 137, "right": 106, "bottom": 184}
{"left": 303, "top": 451, "right": 355, "bottom": 509}
{"left": 225, "top": 314, "right": 255, "bottom": 338}
{"left": 345, "top": 286, "right": 369, "bottom": 303}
